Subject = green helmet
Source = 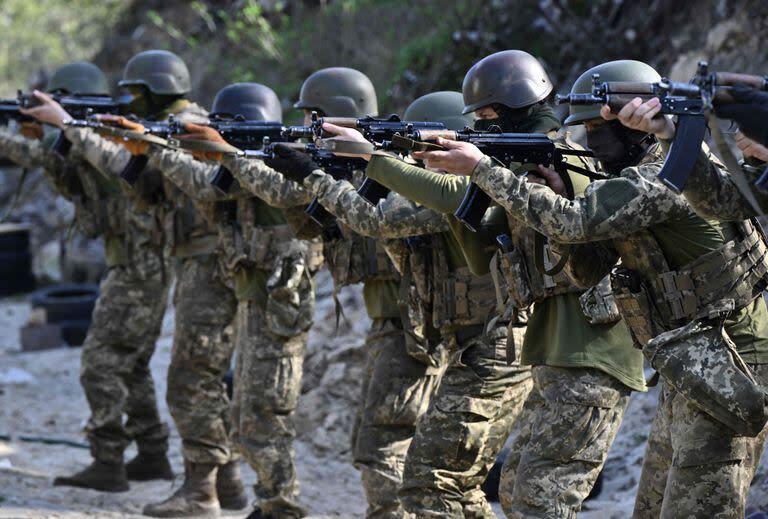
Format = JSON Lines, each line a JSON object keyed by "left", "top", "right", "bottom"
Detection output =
{"left": 294, "top": 67, "right": 378, "bottom": 117}
{"left": 405, "top": 91, "right": 475, "bottom": 131}
{"left": 118, "top": 50, "right": 191, "bottom": 96}
{"left": 462, "top": 50, "right": 552, "bottom": 114}
{"left": 47, "top": 61, "right": 110, "bottom": 96}
{"left": 564, "top": 60, "right": 661, "bottom": 125}
{"left": 212, "top": 83, "right": 283, "bottom": 122}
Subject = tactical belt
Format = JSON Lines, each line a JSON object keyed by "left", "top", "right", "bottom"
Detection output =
{"left": 648, "top": 220, "right": 768, "bottom": 324}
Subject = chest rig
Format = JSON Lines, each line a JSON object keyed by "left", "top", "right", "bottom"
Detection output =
{"left": 611, "top": 219, "right": 768, "bottom": 347}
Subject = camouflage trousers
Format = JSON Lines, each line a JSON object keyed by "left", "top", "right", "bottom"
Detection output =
{"left": 633, "top": 364, "right": 768, "bottom": 519}
{"left": 231, "top": 263, "right": 315, "bottom": 518}
{"left": 80, "top": 256, "right": 169, "bottom": 464}
{"left": 351, "top": 317, "right": 443, "bottom": 519}
{"left": 399, "top": 323, "right": 533, "bottom": 518}
{"left": 500, "top": 366, "right": 631, "bottom": 518}
{"left": 166, "top": 253, "right": 238, "bottom": 465}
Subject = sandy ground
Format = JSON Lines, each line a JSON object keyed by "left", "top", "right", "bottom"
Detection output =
{"left": 4, "top": 282, "right": 765, "bottom": 518}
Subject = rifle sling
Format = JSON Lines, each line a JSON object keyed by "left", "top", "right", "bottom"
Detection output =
{"left": 706, "top": 110, "right": 765, "bottom": 215}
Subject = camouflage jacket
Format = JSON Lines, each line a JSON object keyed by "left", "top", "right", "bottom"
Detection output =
{"left": 64, "top": 102, "right": 215, "bottom": 258}
{"left": 149, "top": 146, "right": 320, "bottom": 275}
{"left": 0, "top": 126, "right": 128, "bottom": 263}
{"left": 681, "top": 141, "right": 767, "bottom": 221}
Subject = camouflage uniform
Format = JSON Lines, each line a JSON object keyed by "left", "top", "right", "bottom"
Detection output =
{"left": 0, "top": 126, "right": 171, "bottom": 464}
{"left": 682, "top": 144, "right": 767, "bottom": 220}
{"left": 305, "top": 169, "right": 448, "bottom": 518}
{"left": 470, "top": 145, "right": 768, "bottom": 518}
{"left": 499, "top": 366, "right": 630, "bottom": 517}
{"left": 62, "top": 101, "right": 210, "bottom": 464}
{"left": 147, "top": 147, "right": 240, "bottom": 467}
{"left": 304, "top": 167, "right": 532, "bottom": 518}
{"left": 222, "top": 154, "right": 324, "bottom": 517}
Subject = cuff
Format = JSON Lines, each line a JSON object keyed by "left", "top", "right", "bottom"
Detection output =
{"left": 470, "top": 155, "right": 496, "bottom": 184}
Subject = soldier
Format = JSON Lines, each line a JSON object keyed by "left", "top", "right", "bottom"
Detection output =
{"left": 412, "top": 59, "right": 768, "bottom": 518}
{"left": 137, "top": 82, "right": 324, "bottom": 519}
{"left": 180, "top": 67, "right": 441, "bottom": 519}
{"left": 276, "top": 90, "right": 476, "bottom": 518}
{"left": 13, "top": 60, "right": 175, "bottom": 492}
{"left": 329, "top": 50, "right": 644, "bottom": 517}
{"left": 22, "top": 53, "right": 247, "bottom": 513}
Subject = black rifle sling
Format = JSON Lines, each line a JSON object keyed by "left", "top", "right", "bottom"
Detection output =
{"left": 533, "top": 160, "right": 573, "bottom": 277}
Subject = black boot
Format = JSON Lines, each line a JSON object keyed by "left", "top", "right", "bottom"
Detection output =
{"left": 53, "top": 460, "right": 129, "bottom": 492}
{"left": 216, "top": 461, "right": 248, "bottom": 510}
{"left": 125, "top": 451, "right": 174, "bottom": 481}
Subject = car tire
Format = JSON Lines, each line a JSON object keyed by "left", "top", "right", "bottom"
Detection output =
{"left": 30, "top": 284, "right": 99, "bottom": 323}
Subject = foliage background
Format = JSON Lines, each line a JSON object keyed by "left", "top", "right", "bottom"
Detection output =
{"left": 1, "top": 0, "right": 766, "bottom": 124}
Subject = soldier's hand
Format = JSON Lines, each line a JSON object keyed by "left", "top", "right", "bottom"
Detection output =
{"left": 735, "top": 131, "right": 768, "bottom": 163}
{"left": 264, "top": 143, "right": 320, "bottom": 183}
{"left": 20, "top": 122, "right": 43, "bottom": 140}
{"left": 94, "top": 114, "right": 149, "bottom": 155}
{"left": 19, "top": 90, "right": 71, "bottom": 129}
{"left": 527, "top": 165, "right": 567, "bottom": 196}
{"left": 715, "top": 85, "right": 768, "bottom": 147}
{"left": 321, "top": 122, "right": 372, "bottom": 161}
{"left": 175, "top": 122, "right": 227, "bottom": 162}
{"left": 601, "top": 97, "right": 675, "bottom": 140}
{"left": 412, "top": 137, "right": 484, "bottom": 175}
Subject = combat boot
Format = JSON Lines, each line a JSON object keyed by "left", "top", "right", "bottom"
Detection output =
{"left": 216, "top": 460, "right": 248, "bottom": 510}
{"left": 53, "top": 460, "right": 129, "bottom": 492}
{"left": 125, "top": 451, "right": 174, "bottom": 481}
{"left": 143, "top": 462, "right": 220, "bottom": 518}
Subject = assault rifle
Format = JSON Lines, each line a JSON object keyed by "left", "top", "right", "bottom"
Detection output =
{"left": 0, "top": 91, "right": 127, "bottom": 125}
{"left": 379, "top": 129, "right": 598, "bottom": 232}
{"left": 555, "top": 60, "right": 768, "bottom": 211}
{"left": 286, "top": 112, "right": 448, "bottom": 206}
{"left": 239, "top": 142, "right": 368, "bottom": 227}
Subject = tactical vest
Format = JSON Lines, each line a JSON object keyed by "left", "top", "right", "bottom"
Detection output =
{"left": 323, "top": 222, "right": 400, "bottom": 287}
{"left": 404, "top": 232, "right": 498, "bottom": 340}
{"left": 216, "top": 198, "right": 323, "bottom": 276}
{"left": 492, "top": 216, "right": 583, "bottom": 310}
{"left": 611, "top": 219, "right": 768, "bottom": 347}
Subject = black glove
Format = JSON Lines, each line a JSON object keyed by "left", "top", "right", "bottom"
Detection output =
{"left": 264, "top": 143, "right": 319, "bottom": 183}
{"left": 715, "top": 84, "right": 768, "bottom": 146}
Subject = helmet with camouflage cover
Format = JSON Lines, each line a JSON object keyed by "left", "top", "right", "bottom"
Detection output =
{"left": 47, "top": 62, "right": 110, "bottom": 96}
{"left": 405, "top": 91, "right": 475, "bottom": 131}
{"left": 118, "top": 50, "right": 191, "bottom": 96}
{"left": 294, "top": 67, "right": 378, "bottom": 117}
{"left": 462, "top": 50, "right": 552, "bottom": 114}
{"left": 212, "top": 83, "right": 283, "bottom": 122}
{"left": 564, "top": 60, "right": 661, "bottom": 125}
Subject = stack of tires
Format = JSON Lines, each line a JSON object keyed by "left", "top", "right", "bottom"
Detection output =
{"left": 0, "top": 223, "right": 36, "bottom": 297}
{"left": 30, "top": 284, "right": 99, "bottom": 346}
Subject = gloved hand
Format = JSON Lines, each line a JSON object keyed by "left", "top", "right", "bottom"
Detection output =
{"left": 715, "top": 85, "right": 768, "bottom": 147}
{"left": 264, "top": 143, "right": 320, "bottom": 183}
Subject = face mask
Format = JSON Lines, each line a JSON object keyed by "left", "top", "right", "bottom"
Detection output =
{"left": 586, "top": 120, "right": 653, "bottom": 175}
{"left": 122, "top": 89, "right": 150, "bottom": 118}
{"left": 473, "top": 103, "right": 561, "bottom": 134}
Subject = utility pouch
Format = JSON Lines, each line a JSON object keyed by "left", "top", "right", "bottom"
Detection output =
{"left": 610, "top": 266, "right": 658, "bottom": 348}
{"left": 498, "top": 245, "right": 534, "bottom": 309}
{"left": 579, "top": 275, "right": 621, "bottom": 325}
{"left": 644, "top": 320, "right": 768, "bottom": 437}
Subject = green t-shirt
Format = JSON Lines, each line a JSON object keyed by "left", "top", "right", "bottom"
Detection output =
{"left": 367, "top": 155, "right": 646, "bottom": 390}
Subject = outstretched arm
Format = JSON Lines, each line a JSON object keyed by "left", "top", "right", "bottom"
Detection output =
{"left": 220, "top": 155, "right": 312, "bottom": 208}
{"left": 148, "top": 146, "right": 243, "bottom": 202}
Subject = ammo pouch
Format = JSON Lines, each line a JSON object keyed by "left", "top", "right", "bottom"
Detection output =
{"left": 491, "top": 238, "right": 578, "bottom": 310}
{"left": 325, "top": 225, "right": 399, "bottom": 287}
{"left": 579, "top": 275, "right": 622, "bottom": 325}
{"left": 434, "top": 267, "right": 497, "bottom": 330}
{"left": 610, "top": 266, "right": 661, "bottom": 348}
{"left": 644, "top": 319, "right": 768, "bottom": 437}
